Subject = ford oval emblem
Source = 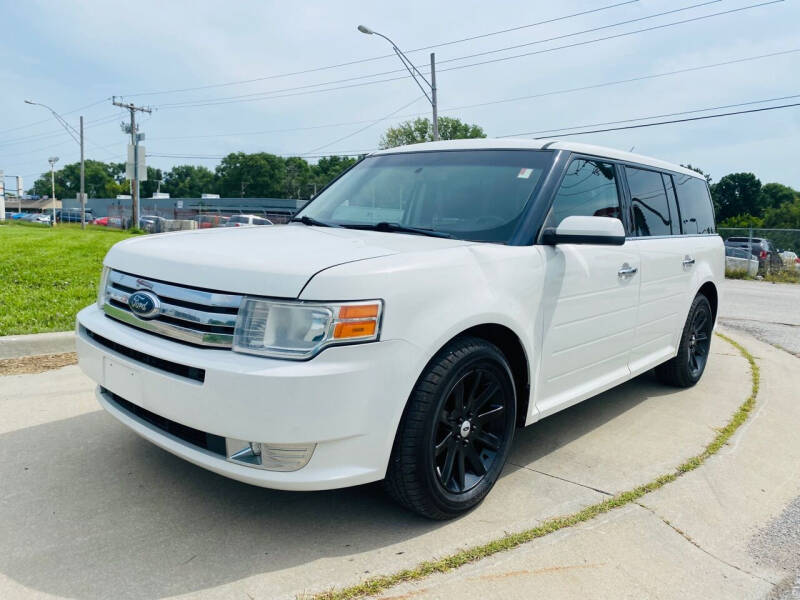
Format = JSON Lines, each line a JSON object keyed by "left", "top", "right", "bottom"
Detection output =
{"left": 128, "top": 290, "right": 161, "bottom": 320}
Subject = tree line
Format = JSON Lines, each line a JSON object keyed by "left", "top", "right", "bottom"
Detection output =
{"left": 684, "top": 166, "right": 800, "bottom": 229}
{"left": 25, "top": 115, "right": 800, "bottom": 230}
{"left": 27, "top": 154, "right": 359, "bottom": 200}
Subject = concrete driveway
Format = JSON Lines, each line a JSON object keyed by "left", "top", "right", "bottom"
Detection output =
{"left": 0, "top": 334, "right": 765, "bottom": 600}
{"left": 720, "top": 279, "right": 800, "bottom": 355}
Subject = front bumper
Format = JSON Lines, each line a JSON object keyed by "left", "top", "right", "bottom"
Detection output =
{"left": 76, "top": 304, "right": 421, "bottom": 490}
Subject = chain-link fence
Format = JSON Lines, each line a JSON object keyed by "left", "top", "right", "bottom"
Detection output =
{"left": 104, "top": 206, "right": 293, "bottom": 232}
{"left": 718, "top": 227, "right": 800, "bottom": 281}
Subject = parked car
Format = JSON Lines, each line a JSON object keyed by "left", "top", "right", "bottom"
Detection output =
{"left": 139, "top": 215, "right": 167, "bottom": 232}
{"left": 725, "top": 246, "right": 759, "bottom": 277}
{"left": 9, "top": 212, "right": 27, "bottom": 220}
{"left": 93, "top": 216, "right": 124, "bottom": 228}
{"left": 194, "top": 214, "right": 229, "bottom": 228}
{"left": 780, "top": 250, "right": 800, "bottom": 271}
{"left": 20, "top": 212, "right": 51, "bottom": 224}
{"left": 57, "top": 208, "right": 95, "bottom": 223}
{"left": 224, "top": 214, "right": 273, "bottom": 227}
{"left": 724, "top": 237, "right": 783, "bottom": 273}
{"left": 76, "top": 140, "right": 723, "bottom": 519}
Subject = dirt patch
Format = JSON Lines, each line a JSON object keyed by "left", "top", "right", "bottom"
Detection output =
{"left": 0, "top": 352, "right": 78, "bottom": 376}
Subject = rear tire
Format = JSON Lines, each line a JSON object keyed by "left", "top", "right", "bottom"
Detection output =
{"left": 384, "top": 337, "right": 517, "bottom": 519}
{"left": 655, "top": 294, "right": 713, "bottom": 388}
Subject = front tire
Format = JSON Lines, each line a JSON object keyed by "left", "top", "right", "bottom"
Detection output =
{"left": 655, "top": 294, "right": 713, "bottom": 387}
{"left": 384, "top": 337, "right": 517, "bottom": 519}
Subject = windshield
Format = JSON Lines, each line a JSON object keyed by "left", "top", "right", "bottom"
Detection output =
{"left": 297, "top": 150, "right": 553, "bottom": 242}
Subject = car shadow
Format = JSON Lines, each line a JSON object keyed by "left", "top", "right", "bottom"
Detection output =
{"left": 0, "top": 369, "right": 674, "bottom": 600}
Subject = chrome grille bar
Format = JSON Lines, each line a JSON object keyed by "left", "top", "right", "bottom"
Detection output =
{"left": 103, "top": 270, "right": 242, "bottom": 348}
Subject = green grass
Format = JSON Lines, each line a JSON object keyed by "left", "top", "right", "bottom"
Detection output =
{"left": 0, "top": 221, "right": 135, "bottom": 335}
{"left": 308, "top": 333, "right": 759, "bottom": 600}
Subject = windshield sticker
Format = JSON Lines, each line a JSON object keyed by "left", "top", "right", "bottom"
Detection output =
{"left": 517, "top": 168, "right": 533, "bottom": 179}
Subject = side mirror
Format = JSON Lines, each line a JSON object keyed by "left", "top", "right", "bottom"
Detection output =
{"left": 541, "top": 216, "right": 626, "bottom": 246}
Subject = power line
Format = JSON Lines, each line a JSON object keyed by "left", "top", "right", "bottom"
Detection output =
{"left": 118, "top": 1, "right": 639, "bottom": 99}
{"left": 503, "top": 100, "right": 800, "bottom": 138}
{"left": 0, "top": 113, "right": 120, "bottom": 148}
{"left": 147, "top": 151, "right": 375, "bottom": 160}
{"left": 301, "top": 96, "right": 424, "bottom": 155}
{"left": 141, "top": 47, "right": 800, "bottom": 143}
{"left": 500, "top": 92, "right": 800, "bottom": 136}
{"left": 0, "top": 97, "right": 110, "bottom": 136}
{"left": 154, "top": 0, "right": 782, "bottom": 110}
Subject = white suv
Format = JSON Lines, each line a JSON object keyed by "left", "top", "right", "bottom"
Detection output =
{"left": 76, "top": 139, "right": 723, "bottom": 519}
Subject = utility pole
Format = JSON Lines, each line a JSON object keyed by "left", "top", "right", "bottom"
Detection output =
{"left": 48, "top": 157, "right": 59, "bottom": 226}
{"left": 79, "top": 116, "right": 85, "bottom": 229}
{"left": 112, "top": 97, "right": 152, "bottom": 228}
{"left": 430, "top": 53, "right": 439, "bottom": 141}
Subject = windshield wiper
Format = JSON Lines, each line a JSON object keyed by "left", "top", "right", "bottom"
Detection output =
{"left": 290, "top": 215, "right": 342, "bottom": 228}
{"left": 349, "top": 222, "right": 453, "bottom": 239}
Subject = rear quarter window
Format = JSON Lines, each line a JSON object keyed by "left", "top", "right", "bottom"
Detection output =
{"left": 673, "top": 174, "right": 715, "bottom": 234}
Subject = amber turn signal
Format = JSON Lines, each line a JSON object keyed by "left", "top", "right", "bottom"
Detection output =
{"left": 334, "top": 320, "right": 377, "bottom": 339}
{"left": 338, "top": 304, "right": 380, "bottom": 320}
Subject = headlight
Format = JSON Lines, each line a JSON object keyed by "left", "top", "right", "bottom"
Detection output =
{"left": 233, "top": 298, "right": 382, "bottom": 360}
{"left": 96, "top": 266, "right": 110, "bottom": 309}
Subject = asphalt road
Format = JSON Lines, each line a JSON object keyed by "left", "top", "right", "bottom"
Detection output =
{"left": 719, "top": 279, "right": 800, "bottom": 355}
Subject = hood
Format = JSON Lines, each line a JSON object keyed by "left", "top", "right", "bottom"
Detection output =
{"left": 105, "top": 224, "right": 472, "bottom": 298}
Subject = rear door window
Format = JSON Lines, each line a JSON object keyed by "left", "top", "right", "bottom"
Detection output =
{"left": 673, "top": 174, "right": 715, "bottom": 234}
{"left": 625, "top": 166, "right": 672, "bottom": 237}
{"left": 544, "top": 158, "right": 621, "bottom": 228}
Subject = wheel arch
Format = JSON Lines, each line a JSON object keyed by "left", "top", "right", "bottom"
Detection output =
{"left": 451, "top": 323, "right": 531, "bottom": 427}
{"left": 697, "top": 280, "right": 718, "bottom": 323}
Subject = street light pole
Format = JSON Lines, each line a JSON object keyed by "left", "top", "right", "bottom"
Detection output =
{"left": 24, "top": 100, "right": 86, "bottom": 228}
{"left": 80, "top": 116, "right": 85, "bottom": 228}
{"left": 48, "top": 156, "right": 59, "bottom": 226}
{"left": 357, "top": 25, "right": 440, "bottom": 141}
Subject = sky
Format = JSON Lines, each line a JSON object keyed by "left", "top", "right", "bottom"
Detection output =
{"left": 1, "top": 0, "right": 799, "bottom": 192}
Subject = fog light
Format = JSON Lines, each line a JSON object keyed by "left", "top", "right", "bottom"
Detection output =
{"left": 225, "top": 438, "right": 315, "bottom": 472}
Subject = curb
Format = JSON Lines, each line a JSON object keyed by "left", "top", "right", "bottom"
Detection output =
{"left": 0, "top": 331, "right": 75, "bottom": 359}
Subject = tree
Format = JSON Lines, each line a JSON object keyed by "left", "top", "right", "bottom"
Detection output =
{"left": 717, "top": 214, "right": 764, "bottom": 228}
{"left": 760, "top": 183, "right": 798, "bottom": 212}
{"left": 310, "top": 155, "right": 357, "bottom": 192}
{"left": 215, "top": 152, "right": 287, "bottom": 198}
{"left": 162, "top": 165, "right": 216, "bottom": 197}
{"left": 379, "top": 117, "right": 486, "bottom": 149}
{"left": 284, "top": 157, "right": 312, "bottom": 199}
{"left": 681, "top": 164, "right": 712, "bottom": 184}
{"left": 763, "top": 196, "right": 800, "bottom": 229}
{"left": 711, "top": 173, "right": 763, "bottom": 222}
{"left": 29, "top": 160, "right": 128, "bottom": 199}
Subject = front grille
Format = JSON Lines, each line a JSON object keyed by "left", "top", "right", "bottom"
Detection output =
{"left": 84, "top": 327, "right": 205, "bottom": 383}
{"left": 103, "top": 270, "right": 243, "bottom": 348}
{"left": 103, "top": 388, "right": 226, "bottom": 456}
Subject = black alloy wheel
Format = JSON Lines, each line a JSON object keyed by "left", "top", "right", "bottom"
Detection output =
{"left": 385, "top": 337, "right": 517, "bottom": 519}
{"left": 687, "top": 301, "right": 712, "bottom": 379}
{"left": 433, "top": 368, "right": 507, "bottom": 494}
{"left": 655, "top": 294, "right": 714, "bottom": 388}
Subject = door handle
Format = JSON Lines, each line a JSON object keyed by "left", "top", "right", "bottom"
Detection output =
{"left": 618, "top": 263, "right": 638, "bottom": 278}
{"left": 682, "top": 256, "right": 696, "bottom": 267}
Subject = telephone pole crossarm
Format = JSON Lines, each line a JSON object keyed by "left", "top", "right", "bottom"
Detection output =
{"left": 112, "top": 97, "right": 152, "bottom": 228}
